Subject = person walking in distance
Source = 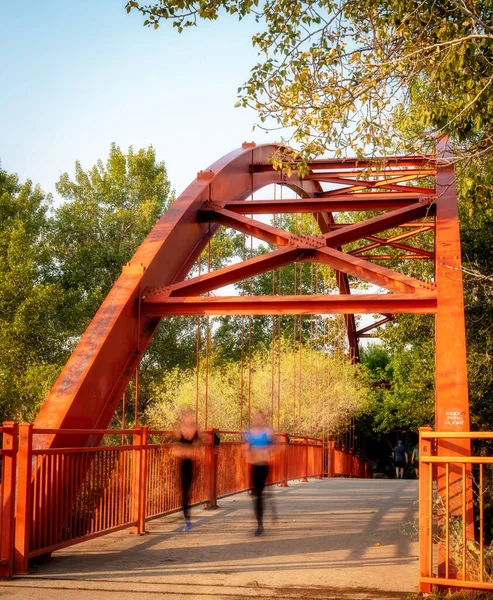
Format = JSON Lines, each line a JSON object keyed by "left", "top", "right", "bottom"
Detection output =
{"left": 392, "top": 440, "right": 408, "bottom": 479}
{"left": 174, "top": 408, "right": 200, "bottom": 532}
{"left": 245, "top": 411, "right": 275, "bottom": 536}
{"left": 411, "top": 445, "right": 419, "bottom": 479}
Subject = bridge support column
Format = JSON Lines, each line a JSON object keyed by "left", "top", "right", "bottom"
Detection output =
{"left": 434, "top": 138, "right": 473, "bottom": 577}
{"left": 435, "top": 137, "right": 470, "bottom": 471}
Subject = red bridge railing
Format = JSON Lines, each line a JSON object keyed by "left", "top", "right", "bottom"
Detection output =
{"left": 419, "top": 428, "right": 493, "bottom": 593}
{"left": 0, "top": 423, "right": 372, "bottom": 577}
{"left": 0, "top": 423, "right": 17, "bottom": 578}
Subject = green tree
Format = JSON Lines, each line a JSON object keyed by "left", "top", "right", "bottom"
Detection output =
{"left": 53, "top": 144, "right": 174, "bottom": 329}
{"left": 52, "top": 145, "right": 192, "bottom": 424}
{"left": 0, "top": 146, "right": 179, "bottom": 423}
{"left": 146, "top": 340, "right": 370, "bottom": 435}
{"left": 0, "top": 168, "right": 67, "bottom": 421}
{"left": 127, "top": 0, "right": 493, "bottom": 167}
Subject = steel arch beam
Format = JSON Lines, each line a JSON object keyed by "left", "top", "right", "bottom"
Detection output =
{"left": 34, "top": 140, "right": 467, "bottom": 455}
{"left": 33, "top": 143, "right": 321, "bottom": 448}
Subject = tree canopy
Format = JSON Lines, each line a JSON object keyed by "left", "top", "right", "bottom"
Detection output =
{"left": 0, "top": 146, "right": 174, "bottom": 423}
{"left": 127, "top": 0, "right": 493, "bottom": 168}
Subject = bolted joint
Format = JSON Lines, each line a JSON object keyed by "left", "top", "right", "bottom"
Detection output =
{"left": 200, "top": 200, "right": 222, "bottom": 211}
{"left": 197, "top": 170, "right": 214, "bottom": 181}
{"left": 123, "top": 263, "right": 146, "bottom": 275}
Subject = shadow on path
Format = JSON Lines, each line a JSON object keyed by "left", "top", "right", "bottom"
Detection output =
{"left": 19, "top": 479, "right": 419, "bottom": 596}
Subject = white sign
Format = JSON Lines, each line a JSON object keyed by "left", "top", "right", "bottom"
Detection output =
{"left": 444, "top": 411, "right": 464, "bottom": 427}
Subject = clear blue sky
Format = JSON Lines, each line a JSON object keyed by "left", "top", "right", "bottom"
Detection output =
{"left": 0, "top": 1, "right": 378, "bottom": 334}
{"left": 0, "top": 0, "right": 266, "bottom": 198}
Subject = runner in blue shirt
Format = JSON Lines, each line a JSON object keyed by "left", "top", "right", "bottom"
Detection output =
{"left": 244, "top": 411, "right": 275, "bottom": 536}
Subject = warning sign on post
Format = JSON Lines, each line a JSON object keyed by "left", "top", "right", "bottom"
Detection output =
{"left": 444, "top": 411, "right": 464, "bottom": 427}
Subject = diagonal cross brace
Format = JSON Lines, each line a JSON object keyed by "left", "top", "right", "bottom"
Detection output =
{"left": 201, "top": 201, "right": 435, "bottom": 251}
{"left": 313, "top": 247, "right": 434, "bottom": 293}
{"left": 144, "top": 247, "right": 305, "bottom": 300}
{"left": 199, "top": 202, "right": 435, "bottom": 294}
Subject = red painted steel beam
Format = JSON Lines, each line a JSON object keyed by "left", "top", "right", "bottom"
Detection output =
{"left": 358, "top": 254, "right": 430, "bottom": 261}
{"left": 141, "top": 293, "right": 438, "bottom": 316}
{"left": 352, "top": 242, "right": 433, "bottom": 258}
{"left": 33, "top": 143, "right": 322, "bottom": 449}
{"left": 310, "top": 169, "right": 437, "bottom": 178}
{"left": 145, "top": 247, "right": 305, "bottom": 300}
{"left": 434, "top": 138, "right": 470, "bottom": 433}
{"left": 225, "top": 197, "right": 423, "bottom": 213}
{"left": 320, "top": 182, "right": 436, "bottom": 196}
{"left": 200, "top": 204, "right": 295, "bottom": 247}
{"left": 322, "top": 201, "right": 435, "bottom": 246}
{"left": 202, "top": 202, "right": 435, "bottom": 253}
{"left": 356, "top": 315, "right": 394, "bottom": 336}
{"left": 313, "top": 247, "right": 434, "bottom": 293}
{"left": 304, "top": 172, "right": 436, "bottom": 186}
{"left": 432, "top": 140, "right": 473, "bottom": 565}
{"left": 335, "top": 271, "right": 359, "bottom": 362}
{"left": 252, "top": 156, "right": 435, "bottom": 172}
{"left": 351, "top": 233, "right": 434, "bottom": 258}
{"left": 315, "top": 212, "right": 359, "bottom": 362}
{"left": 322, "top": 221, "right": 435, "bottom": 229}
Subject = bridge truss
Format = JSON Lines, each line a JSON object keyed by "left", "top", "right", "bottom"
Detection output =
{"left": 34, "top": 138, "right": 469, "bottom": 449}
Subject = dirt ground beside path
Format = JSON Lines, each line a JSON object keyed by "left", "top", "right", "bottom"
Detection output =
{"left": 0, "top": 478, "right": 419, "bottom": 599}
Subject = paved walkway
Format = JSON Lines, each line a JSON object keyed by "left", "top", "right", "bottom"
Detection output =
{"left": 1, "top": 479, "right": 419, "bottom": 600}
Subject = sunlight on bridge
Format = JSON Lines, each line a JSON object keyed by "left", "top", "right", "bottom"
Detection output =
{"left": 5, "top": 479, "right": 418, "bottom": 599}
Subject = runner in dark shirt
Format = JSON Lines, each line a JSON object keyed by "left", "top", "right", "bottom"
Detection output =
{"left": 392, "top": 440, "right": 408, "bottom": 479}
{"left": 174, "top": 408, "right": 201, "bottom": 531}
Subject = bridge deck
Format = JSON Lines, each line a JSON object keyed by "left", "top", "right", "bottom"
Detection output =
{"left": 2, "top": 479, "right": 418, "bottom": 600}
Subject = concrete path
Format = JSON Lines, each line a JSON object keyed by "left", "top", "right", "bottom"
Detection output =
{"left": 0, "top": 479, "right": 419, "bottom": 600}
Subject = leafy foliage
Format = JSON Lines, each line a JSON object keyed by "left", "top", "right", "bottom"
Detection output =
{"left": 0, "top": 169, "right": 67, "bottom": 421}
{"left": 146, "top": 340, "right": 370, "bottom": 435}
{"left": 52, "top": 144, "right": 173, "bottom": 328}
{"left": 127, "top": 0, "right": 493, "bottom": 170}
{"left": 0, "top": 146, "right": 174, "bottom": 422}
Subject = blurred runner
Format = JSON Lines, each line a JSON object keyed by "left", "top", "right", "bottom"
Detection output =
{"left": 174, "top": 408, "right": 200, "bottom": 532}
{"left": 245, "top": 411, "right": 275, "bottom": 536}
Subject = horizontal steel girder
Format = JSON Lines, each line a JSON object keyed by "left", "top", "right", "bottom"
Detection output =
{"left": 141, "top": 293, "right": 438, "bottom": 316}
{"left": 225, "top": 196, "right": 429, "bottom": 213}
{"left": 33, "top": 142, "right": 324, "bottom": 447}
{"left": 201, "top": 200, "right": 435, "bottom": 250}
{"left": 252, "top": 156, "right": 435, "bottom": 172}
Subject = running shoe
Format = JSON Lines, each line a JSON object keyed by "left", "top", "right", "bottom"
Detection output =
{"left": 183, "top": 521, "right": 192, "bottom": 532}
{"left": 254, "top": 526, "right": 264, "bottom": 537}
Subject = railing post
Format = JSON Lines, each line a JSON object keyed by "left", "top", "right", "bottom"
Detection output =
{"left": 130, "top": 426, "right": 146, "bottom": 535}
{"left": 316, "top": 439, "right": 323, "bottom": 479}
{"left": 14, "top": 423, "right": 33, "bottom": 574}
{"left": 1, "top": 422, "right": 17, "bottom": 578}
{"left": 205, "top": 428, "right": 218, "bottom": 509}
{"left": 419, "top": 426, "right": 433, "bottom": 594}
{"left": 138, "top": 426, "right": 148, "bottom": 534}
{"left": 302, "top": 437, "right": 308, "bottom": 482}
{"left": 279, "top": 433, "right": 288, "bottom": 487}
{"left": 327, "top": 441, "right": 334, "bottom": 478}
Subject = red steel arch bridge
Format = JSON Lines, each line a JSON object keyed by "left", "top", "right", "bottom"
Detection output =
{"left": 1, "top": 138, "right": 489, "bottom": 594}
